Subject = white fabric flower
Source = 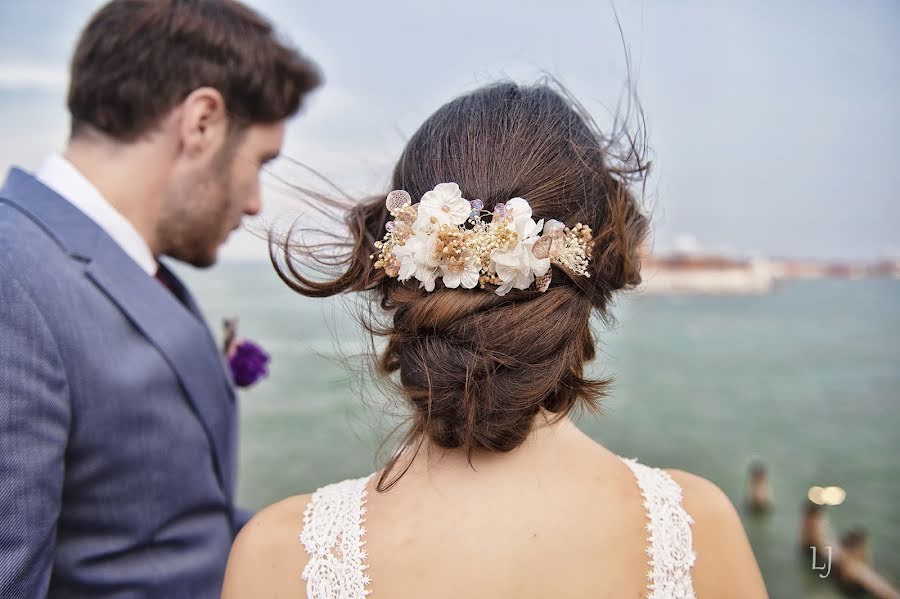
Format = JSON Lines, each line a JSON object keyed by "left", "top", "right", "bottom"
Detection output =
{"left": 415, "top": 183, "right": 471, "bottom": 231}
{"left": 503, "top": 197, "right": 532, "bottom": 222}
{"left": 543, "top": 219, "right": 565, "bottom": 235}
{"left": 440, "top": 261, "right": 480, "bottom": 289}
{"left": 416, "top": 267, "right": 439, "bottom": 292}
{"left": 393, "top": 231, "right": 441, "bottom": 291}
{"left": 490, "top": 198, "right": 551, "bottom": 296}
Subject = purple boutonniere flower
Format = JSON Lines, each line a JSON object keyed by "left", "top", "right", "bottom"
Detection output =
{"left": 228, "top": 340, "right": 270, "bottom": 388}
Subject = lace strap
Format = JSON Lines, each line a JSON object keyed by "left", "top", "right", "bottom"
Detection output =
{"left": 619, "top": 456, "right": 698, "bottom": 599}
{"left": 300, "top": 475, "right": 373, "bottom": 598}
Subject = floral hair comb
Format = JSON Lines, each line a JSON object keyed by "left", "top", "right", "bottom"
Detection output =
{"left": 371, "top": 183, "right": 593, "bottom": 296}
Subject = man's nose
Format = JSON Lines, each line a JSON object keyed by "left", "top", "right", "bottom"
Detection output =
{"left": 244, "top": 192, "right": 262, "bottom": 216}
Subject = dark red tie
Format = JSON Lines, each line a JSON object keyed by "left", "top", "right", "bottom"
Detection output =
{"left": 155, "top": 266, "right": 185, "bottom": 306}
{"left": 154, "top": 269, "right": 171, "bottom": 292}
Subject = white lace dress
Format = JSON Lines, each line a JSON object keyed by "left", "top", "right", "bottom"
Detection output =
{"left": 299, "top": 454, "right": 697, "bottom": 599}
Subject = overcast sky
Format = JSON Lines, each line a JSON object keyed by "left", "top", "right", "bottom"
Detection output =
{"left": 1, "top": 0, "right": 897, "bottom": 261}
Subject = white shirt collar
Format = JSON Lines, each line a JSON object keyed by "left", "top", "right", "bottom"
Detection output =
{"left": 36, "top": 153, "right": 157, "bottom": 276}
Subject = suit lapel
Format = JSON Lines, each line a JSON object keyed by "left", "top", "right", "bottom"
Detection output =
{"left": 157, "top": 261, "right": 238, "bottom": 403}
{"left": 2, "top": 168, "right": 237, "bottom": 497}
{"left": 87, "top": 247, "right": 236, "bottom": 495}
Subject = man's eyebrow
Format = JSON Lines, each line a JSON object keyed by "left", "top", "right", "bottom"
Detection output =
{"left": 262, "top": 152, "right": 280, "bottom": 164}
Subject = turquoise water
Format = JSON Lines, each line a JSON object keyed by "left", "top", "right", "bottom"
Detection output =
{"left": 177, "top": 262, "right": 899, "bottom": 598}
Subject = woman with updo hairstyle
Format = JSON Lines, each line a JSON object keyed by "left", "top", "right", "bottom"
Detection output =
{"left": 223, "top": 82, "right": 768, "bottom": 598}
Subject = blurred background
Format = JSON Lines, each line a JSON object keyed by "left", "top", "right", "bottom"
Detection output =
{"left": 2, "top": 1, "right": 898, "bottom": 596}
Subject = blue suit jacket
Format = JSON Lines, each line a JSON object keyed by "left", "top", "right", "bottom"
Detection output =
{"left": 0, "top": 169, "right": 245, "bottom": 598}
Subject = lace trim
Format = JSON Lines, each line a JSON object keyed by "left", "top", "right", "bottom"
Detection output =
{"left": 300, "top": 475, "right": 373, "bottom": 598}
{"left": 620, "top": 457, "right": 698, "bottom": 599}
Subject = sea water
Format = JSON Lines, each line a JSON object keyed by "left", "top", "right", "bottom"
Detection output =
{"left": 177, "top": 262, "right": 899, "bottom": 598}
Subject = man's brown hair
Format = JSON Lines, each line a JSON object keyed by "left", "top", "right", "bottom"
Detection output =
{"left": 68, "top": 0, "right": 321, "bottom": 141}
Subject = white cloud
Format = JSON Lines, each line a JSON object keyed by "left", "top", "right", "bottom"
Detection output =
{"left": 0, "top": 63, "right": 68, "bottom": 90}
{"left": 1, "top": 1, "right": 898, "bottom": 259}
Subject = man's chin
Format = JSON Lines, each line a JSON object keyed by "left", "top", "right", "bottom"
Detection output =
{"left": 191, "top": 251, "right": 219, "bottom": 269}
{"left": 192, "top": 257, "right": 218, "bottom": 269}
{"left": 166, "top": 248, "right": 218, "bottom": 269}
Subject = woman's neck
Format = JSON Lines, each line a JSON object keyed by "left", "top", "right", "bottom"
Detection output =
{"left": 394, "top": 412, "right": 596, "bottom": 480}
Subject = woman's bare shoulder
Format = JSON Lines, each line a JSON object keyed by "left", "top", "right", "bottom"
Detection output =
{"left": 665, "top": 469, "right": 769, "bottom": 598}
{"left": 221, "top": 494, "right": 313, "bottom": 599}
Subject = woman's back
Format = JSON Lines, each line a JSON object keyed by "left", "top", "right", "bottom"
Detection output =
{"left": 223, "top": 418, "right": 767, "bottom": 598}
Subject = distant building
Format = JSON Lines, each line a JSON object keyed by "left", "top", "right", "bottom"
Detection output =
{"left": 867, "top": 259, "right": 900, "bottom": 278}
{"left": 640, "top": 255, "right": 776, "bottom": 295}
{"left": 637, "top": 239, "right": 898, "bottom": 296}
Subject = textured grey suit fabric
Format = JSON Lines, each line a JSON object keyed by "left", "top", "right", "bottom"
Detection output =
{"left": 0, "top": 168, "right": 244, "bottom": 598}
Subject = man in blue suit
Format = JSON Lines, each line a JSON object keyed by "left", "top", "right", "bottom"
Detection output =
{"left": 0, "top": 1, "right": 320, "bottom": 596}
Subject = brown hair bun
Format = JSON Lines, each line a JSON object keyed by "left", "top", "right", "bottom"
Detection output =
{"left": 272, "top": 81, "right": 650, "bottom": 490}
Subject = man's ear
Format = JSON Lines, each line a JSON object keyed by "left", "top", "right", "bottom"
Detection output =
{"left": 179, "top": 87, "right": 228, "bottom": 158}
